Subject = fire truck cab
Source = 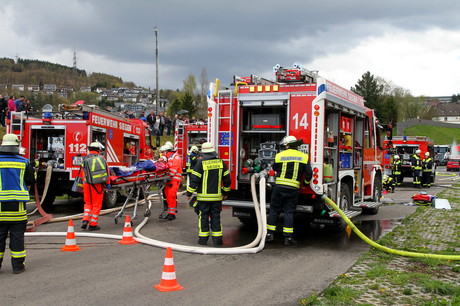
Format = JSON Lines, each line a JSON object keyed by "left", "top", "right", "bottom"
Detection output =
{"left": 8, "top": 104, "right": 155, "bottom": 209}
{"left": 382, "top": 136, "right": 435, "bottom": 181}
{"left": 207, "top": 64, "right": 384, "bottom": 228}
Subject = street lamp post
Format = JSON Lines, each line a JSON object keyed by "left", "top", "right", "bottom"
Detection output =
{"left": 154, "top": 26, "right": 159, "bottom": 114}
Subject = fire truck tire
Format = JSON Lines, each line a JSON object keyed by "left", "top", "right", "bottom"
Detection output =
{"left": 103, "top": 190, "right": 118, "bottom": 209}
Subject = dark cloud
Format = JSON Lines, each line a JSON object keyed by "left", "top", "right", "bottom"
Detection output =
{"left": 4, "top": 0, "right": 460, "bottom": 89}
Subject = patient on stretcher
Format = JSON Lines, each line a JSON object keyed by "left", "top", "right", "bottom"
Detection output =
{"left": 109, "top": 158, "right": 169, "bottom": 185}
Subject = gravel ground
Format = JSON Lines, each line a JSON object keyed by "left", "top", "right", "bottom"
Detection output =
{"left": 305, "top": 186, "right": 460, "bottom": 305}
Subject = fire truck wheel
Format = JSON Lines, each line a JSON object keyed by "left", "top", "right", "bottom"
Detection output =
{"left": 103, "top": 190, "right": 118, "bottom": 209}
{"left": 339, "top": 182, "right": 352, "bottom": 212}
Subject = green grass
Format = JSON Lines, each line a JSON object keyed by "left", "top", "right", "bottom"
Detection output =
{"left": 405, "top": 125, "right": 460, "bottom": 145}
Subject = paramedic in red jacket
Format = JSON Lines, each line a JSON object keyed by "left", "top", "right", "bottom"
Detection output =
{"left": 161, "top": 142, "right": 183, "bottom": 220}
{"left": 81, "top": 142, "right": 108, "bottom": 231}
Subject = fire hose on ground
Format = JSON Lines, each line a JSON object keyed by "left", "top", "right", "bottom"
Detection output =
{"left": 322, "top": 195, "right": 460, "bottom": 261}
{"left": 26, "top": 174, "right": 268, "bottom": 255}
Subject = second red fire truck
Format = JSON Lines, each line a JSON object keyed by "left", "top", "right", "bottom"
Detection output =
{"left": 8, "top": 104, "right": 155, "bottom": 209}
{"left": 207, "top": 64, "right": 384, "bottom": 228}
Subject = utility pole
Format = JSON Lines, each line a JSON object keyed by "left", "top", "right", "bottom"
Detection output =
{"left": 154, "top": 26, "right": 159, "bottom": 114}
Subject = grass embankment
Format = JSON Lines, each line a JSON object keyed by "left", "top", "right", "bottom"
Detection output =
{"left": 300, "top": 185, "right": 460, "bottom": 305}
{"left": 405, "top": 125, "right": 460, "bottom": 145}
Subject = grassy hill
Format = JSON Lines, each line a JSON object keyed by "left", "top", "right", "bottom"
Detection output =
{"left": 404, "top": 125, "right": 460, "bottom": 145}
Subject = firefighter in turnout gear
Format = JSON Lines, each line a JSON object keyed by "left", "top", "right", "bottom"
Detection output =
{"left": 161, "top": 142, "right": 183, "bottom": 220}
{"left": 0, "top": 134, "right": 35, "bottom": 274}
{"left": 392, "top": 155, "right": 402, "bottom": 186}
{"left": 266, "top": 136, "right": 312, "bottom": 246}
{"left": 383, "top": 175, "right": 396, "bottom": 193}
{"left": 81, "top": 141, "right": 108, "bottom": 231}
{"left": 411, "top": 149, "right": 423, "bottom": 189}
{"left": 186, "top": 142, "right": 231, "bottom": 246}
{"left": 422, "top": 152, "right": 433, "bottom": 188}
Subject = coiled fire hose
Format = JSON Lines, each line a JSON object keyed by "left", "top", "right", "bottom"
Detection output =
{"left": 322, "top": 195, "right": 460, "bottom": 260}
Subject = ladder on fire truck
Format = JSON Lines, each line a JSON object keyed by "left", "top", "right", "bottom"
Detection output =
{"left": 216, "top": 90, "right": 234, "bottom": 173}
{"left": 8, "top": 111, "right": 26, "bottom": 141}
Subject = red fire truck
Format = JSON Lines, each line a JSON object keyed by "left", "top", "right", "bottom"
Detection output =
{"left": 382, "top": 136, "right": 435, "bottom": 180}
{"left": 207, "top": 64, "right": 384, "bottom": 228}
{"left": 8, "top": 104, "right": 155, "bottom": 208}
{"left": 174, "top": 123, "right": 207, "bottom": 170}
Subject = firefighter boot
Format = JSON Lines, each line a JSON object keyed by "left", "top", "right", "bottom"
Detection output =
{"left": 166, "top": 214, "right": 176, "bottom": 221}
{"left": 88, "top": 225, "right": 101, "bottom": 231}
{"left": 81, "top": 220, "right": 89, "bottom": 230}
{"left": 266, "top": 231, "right": 275, "bottom": 242}
{"left": 198, "top": 237, "right": 209, "bottom": 246}
{"left": 212, "top": 236, "right": 223, "bottom": 246}
{"left": 283, "top": 237, "right": 297, "bottom": 246}
{"left": 12, "top": 260, "right": 25, "bottom": 274}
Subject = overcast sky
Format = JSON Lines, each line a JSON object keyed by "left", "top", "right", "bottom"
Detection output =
{"left": 2, "top": 0, "right": 460, "bottom": 97}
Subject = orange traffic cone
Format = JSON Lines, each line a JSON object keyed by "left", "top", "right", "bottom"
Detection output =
{"left": 154, "top": 247, "right": 184, "bottom": 292}
{"left": 61, "top": 219, "right": 80, "bottom": 252}
{"left": 118, "top": 215, "right": 138, "bottom": 245}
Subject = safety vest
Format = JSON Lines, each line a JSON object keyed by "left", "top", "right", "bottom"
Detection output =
{"left": 411, "top": 154, "right": 422, "bottom": 170}
{"left": 392, "top": 159, "right": 402, "bottom": 175}
{"left": 274, "top": 149, "right": 309, "bottom": 189}
{"left": 0, "top": 154, "right": 30, "bottom": 222}
{"left": 188, "top": 157, "right": 231, "bottom": 201}
{"left": 82, "top": 152, "right": 108, "bottom": 184}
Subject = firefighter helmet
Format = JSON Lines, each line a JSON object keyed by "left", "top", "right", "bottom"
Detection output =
{"left": 1, "top": 134, "right": 20, "bottom": 146}
{"left": 163, "top": 141, "right": 174, "bottom": 151}
{"left": 190, "top": 145, "right": 199, "bottom": 153}
{"left": 425, "top": 152, "right": 430, "bottom": 157}
{"left": 416, "top": 149, "right": 421, "bottom": 154}
{"left": 89, "top": 141, "right": 104, "bottom": 151}
{"left": 394, "top": 155, "right": 400, "bottom": 159}
{"left": 280, "top": 135, "right": 302, "bottom": 147}
{"left": 201, "top": 142, "right": 215, "bottom": 153}
{"left": 159, "top": 145, "right": 169, "bottom": 152}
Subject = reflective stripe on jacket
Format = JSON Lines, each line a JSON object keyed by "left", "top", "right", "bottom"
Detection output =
{"left": 273, "top": 149, "right": 312, "bottom": 189}
{"left": 187, "top": 157, "right": 231, "bottom": 201}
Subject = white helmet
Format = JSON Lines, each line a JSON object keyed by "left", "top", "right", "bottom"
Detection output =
{"left": 201, "top": 142, "right": 215, "bottom": 153}
{"left": 1, "top": 134, "right": 20, "bottom": 146}
{"left": 415, "top": 149, "right": 421, "bottom": 154}
{"left": 190, "top": 145, "right": 199, "bottom": 153}
{"left": 280, "top": 135, "right": 298, "bottom": 146}
{"left": 160, "top": 145, "right": 169, "bottom": 152}
{"left": 394, "top": 155, "right": 400, "bottom": 159}
{"left": 89, "top": 141, "right": 104, "bottom": 150}
{"left": 425, "top": 152, "right": 430, "bottom": 157}
{"left": 163, "top": 141, "right": 173, "bottom": 151}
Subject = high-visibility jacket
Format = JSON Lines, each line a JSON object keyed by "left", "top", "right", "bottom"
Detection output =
{"left": 164, "top": 151, "right": 183, "bottom": 182}
{"left": 392, "top": 159, "right": 402, "bottom": 175}
{"left": 187, "top": 156, "right": 231, "bottom": 201}
{"left": 422, "top": 157, "right": 433, "bottom": 173}
{"left": 411, "top": 154, "right": 422, "bottom": 170}
{"left": 0, "top": 154, "right": 34, "bottom": 222}
{"left": 273, "top": 149, "right": 312, "bottom": 189}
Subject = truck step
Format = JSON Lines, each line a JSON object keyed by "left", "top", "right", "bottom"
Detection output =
{"left": 328, "top": 210, "right": 361, "bottom": 219}
{"left": 352, "top": 201, "right": 381, "bottom": 209}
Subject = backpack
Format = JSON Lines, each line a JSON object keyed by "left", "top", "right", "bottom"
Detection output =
{"left": 83, "top": 154, "right": 108, "bottom": 184}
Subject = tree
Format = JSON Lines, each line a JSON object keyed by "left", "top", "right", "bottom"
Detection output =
{"left": 180, "top": 92, "right": 197, "bottom": 117}
{"left": 197, "top": 67, "right": 209, "bottom": 119}
{"left": 182, "top": 73, "right": 197, "bottom": 95}
{"left": 167, "top": 98, "right": 182, "bottom": 117}
{"left": 351, "top": 71, "right": 384, "bottom": 117}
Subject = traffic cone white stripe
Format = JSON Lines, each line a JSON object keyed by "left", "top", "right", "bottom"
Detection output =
{"left": 161, "top": 272, "right": 177, "bottom": 280}
{"left": 164, "top": 258, "right": 174, "bottom": 265}
{"left": 66, "top": 238, "right": 76, "bottom": 245}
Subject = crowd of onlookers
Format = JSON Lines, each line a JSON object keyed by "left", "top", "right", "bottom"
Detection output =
{"left": 0, "top": 94, "right": 34, "bottom": 127}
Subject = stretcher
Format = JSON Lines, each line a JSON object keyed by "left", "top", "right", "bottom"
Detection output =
{"left": 107, "top": 165, "right": 170, "bottom": 224}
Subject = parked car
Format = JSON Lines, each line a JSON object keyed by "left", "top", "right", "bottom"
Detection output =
{"left": 446, "top": 158, "right": 460, "bottom": 171}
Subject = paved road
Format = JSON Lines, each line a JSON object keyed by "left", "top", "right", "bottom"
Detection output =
{"left": 1, "top": 169, "right": 456, "bottom": 306}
